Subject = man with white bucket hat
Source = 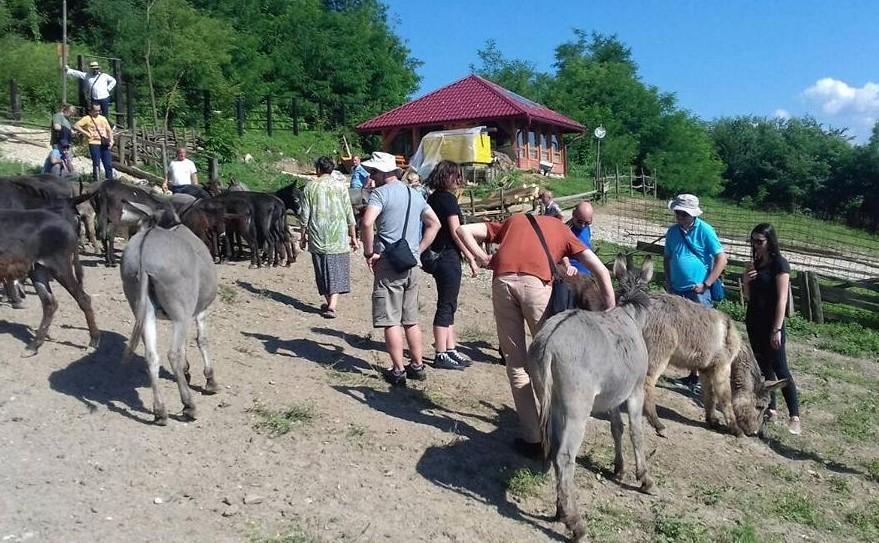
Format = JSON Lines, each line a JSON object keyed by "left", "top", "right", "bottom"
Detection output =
{"left": 360, "top": 151, "right": 441, "bottom": 387}
{"left": 664, "top": 193, "right": 729, "bottom": 390}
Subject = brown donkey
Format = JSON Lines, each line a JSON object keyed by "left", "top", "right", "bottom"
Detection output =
{"left": 562, "top": 270, "right": 749, "bottom": 437}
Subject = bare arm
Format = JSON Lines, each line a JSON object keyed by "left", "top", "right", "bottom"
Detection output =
{"left": 106, "top": 74, "right": 117, "bottom": 93}
{"left": 191, "top": 173, "right": 199, "bottom": 186}
{"left": 65, "top": 67, "right": 87, "bottom": 79}
{"left": 705, "top": 251, "right": 729, "bottom": 287}
{"left": 360, "top": 204, "right": 380, "bottom": 256}
{"left": 574, "top": 250, "right": 616, "bottom": 310}
{"left": 456, "top": 223, "right": 490, "bottom": 267}
{"left": 772, "top": 272, "right": 791, "bottom": 348}
{"left": 419, "top": 207, "right": 440, "bottom": 254}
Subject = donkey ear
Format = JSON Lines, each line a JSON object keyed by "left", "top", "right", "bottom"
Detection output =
{"left": 613, "top": 253, "right": 628, "bottom": 279}
{"left": 640, "top": 255, "right": 654, "bottom": 283}
{"left": 121, "top": 199, "right": 154, "bottom": 219}
{"left": 763, "top": 379, "right": 788, "bottom": 392}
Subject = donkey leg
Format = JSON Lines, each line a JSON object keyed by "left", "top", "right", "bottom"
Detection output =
{"left": 552, "top": 406, "right": 590, "bottom": 542}
{"left": 195, "top": 310, "right": 218, "bottom": 394}
{"left": 27, "top": 268, "right": 57, "bottom": 352}
{"left": 5, "top": 279, "right": 24, "bottom": 309}
{"left": 52, "top": 256, "right": 100, "bottom": 350}
{"left": 626, "top": 387, "right": 655, "bottom": 494}
{"left": 709, "top": 359, "right": 742, "bottom": 436}
{"left": 609, "top": 408, "right": 626, "bottom": 480}
{"left": 141, "top": 306, "right": 168, "bottom": 425}
{"left": 643, "top": 356, "right": 671, "bottom": 436}
{"left": 700, "top": 367, "right": 721, "bottom": 428}
{"left": 168, "top": 319, "right": 197, "bottom": 420}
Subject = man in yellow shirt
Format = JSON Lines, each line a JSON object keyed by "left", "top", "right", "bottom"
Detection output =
{"left": 74, "top": 103, "right": 114, "bottom": 181}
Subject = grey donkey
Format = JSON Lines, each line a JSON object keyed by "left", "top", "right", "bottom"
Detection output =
{"left": 561, "top": 268, "right": 772, "bottom": 437}
{"left": 529, "top": 255, "right": 655, "bottom": 543}
{"left": 120, "top": 200, "right": 218, "bottom": 425}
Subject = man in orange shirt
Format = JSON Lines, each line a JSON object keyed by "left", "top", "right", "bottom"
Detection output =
{"left": 73, "top": 103, "right": 114, "bottom": 182}
{"left": 457, "top": 214, "right": 615, "bottom": 458}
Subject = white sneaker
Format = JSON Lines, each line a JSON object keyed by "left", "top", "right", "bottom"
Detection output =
{"left": 788, "top": 416, "right": 801, "bottom": 435}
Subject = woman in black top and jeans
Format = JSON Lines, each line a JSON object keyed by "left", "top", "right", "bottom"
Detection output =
{"left": 743, "top": 223, "right": 801, "bottom": 435}
{"left": 425, "top": 161, "right": 479, "bottom": 370}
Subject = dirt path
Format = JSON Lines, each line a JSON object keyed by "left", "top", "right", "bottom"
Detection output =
{"left": 1, "top": 248, "right": 877, "bottom": 543}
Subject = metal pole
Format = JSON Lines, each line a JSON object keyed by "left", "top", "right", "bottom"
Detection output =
{"left": 62, "top": 0, "right": 68, "bottom": 103}
{"left": 595, "top": 138, "right": 601, "bottom": 192}
{"left": 112, "top": 58, "right": 123, "bottom": 127}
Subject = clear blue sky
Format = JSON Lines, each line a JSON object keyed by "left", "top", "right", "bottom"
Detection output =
{"left": 383, "top": 0, "right": 879, "bottom": 141}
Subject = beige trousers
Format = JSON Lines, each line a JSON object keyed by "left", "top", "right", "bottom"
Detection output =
{"left": 492, "top": 273, "right": 552, "bottom": 443}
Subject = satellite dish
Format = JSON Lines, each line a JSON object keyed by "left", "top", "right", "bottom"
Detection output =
{"left": 594, "top": 126, "right": 606, "bottom": 139}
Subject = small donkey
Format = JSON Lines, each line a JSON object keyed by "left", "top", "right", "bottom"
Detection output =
{"left": 529, "top": 255, "right": 655, "bottom": 543}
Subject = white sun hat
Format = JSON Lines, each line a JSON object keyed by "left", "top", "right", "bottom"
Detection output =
{"left": 668, "top": 194, "right": 703, "bottom": 217}
{"left": 361, "top": 151, "right": 400, "bottom": 173}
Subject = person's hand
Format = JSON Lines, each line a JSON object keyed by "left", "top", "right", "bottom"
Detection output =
{"left": 745, "top": 261, "right": 757, "bottom": 283}
{"left": 467, "top": 256, "right": 480, "bottom": 278}
{"left": 365, "top": 253, "right": 380, "bottom": 273}
{"left": 564, "top": 264, "right": 578, "bottom": 277}
{"left": 770, "top": 329, "right": 782, "bottom": 350}
{"left": 108, "top": 141, "right": 113, "bottom": 149}
{"left": 603, "top": 295, "right": 616, "bottom": 312}
{"left": 474, "top": 252, "right": 491, "bottom": 268}
{"left": 693, "top": 282, "right": 705, "bottom": 294}
{"left": 349, "top": 238, "right": 359, "bottom": 252}
{"left": 299, "top": 236, "right": 307, "bottom": 251}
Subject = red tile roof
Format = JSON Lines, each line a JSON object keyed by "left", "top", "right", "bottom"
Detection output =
{"left": 357, "top": 75, "right": 585, "bottom": 133}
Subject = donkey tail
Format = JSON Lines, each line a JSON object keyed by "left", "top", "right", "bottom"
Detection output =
{"left": 528, "top": 326, "right": 557, "bottom": 460}
{"left": 122, "top": 270, "right": 149, "bottom": 364}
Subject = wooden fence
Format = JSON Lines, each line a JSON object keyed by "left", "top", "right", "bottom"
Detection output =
{"left": 635, "top": 241, "right": 879, "bottom": 326}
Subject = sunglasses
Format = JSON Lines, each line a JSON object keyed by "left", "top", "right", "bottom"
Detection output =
{"left": 750, "top": 238, "right": 767, "bottom": 245}
{"left": 573, "top": 218, "right": 592, "bottom": 226}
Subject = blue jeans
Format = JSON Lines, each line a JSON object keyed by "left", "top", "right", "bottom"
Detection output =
{"left": 92, "top": 98, "right": 110, "bottom": 117}
{"left": 88, "top": 144, "right": 113, "bottom": 181}
{"left": 676, "top": 288, "right": 713, "bottom": 307}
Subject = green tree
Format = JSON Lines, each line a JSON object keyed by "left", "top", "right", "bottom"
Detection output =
{"left": 644, "top": 112, "right": 724, "bottom": 196}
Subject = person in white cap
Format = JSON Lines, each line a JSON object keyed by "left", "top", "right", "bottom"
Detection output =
{"left": 360, "top": 151, "right": 441, "bottom": 386}
{"left": 664, "top": 193, "right": 728, "bottom": 390}
{"left": 65, "top": 60, "right": 117, "bottom": 117}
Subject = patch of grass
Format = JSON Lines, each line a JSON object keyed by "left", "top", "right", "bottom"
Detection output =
{"left": 0, "top": 159, "right": 40, "bottom": 176}
{"left": 865, "top": 459, "right": 879, "bottom": 482}
{"left": 652, "top": 505, "right": 711, "bottom": 543}
{"left": 837, "top": 397, "right": 878, "bottom": 442}
{"left": 770, "top": 492, "right": 823, "bottom": 528}
{"left": 506, "top": 468, "right": 547, "bottom": 499}
{"left": 218, "top": 284, "right": 238, "bottom": 304}
{"left": 716, "top": 299, "right": 746, "bottom": 322}
{"left": 716, "top": 520, "right": 763, "bottom": 543}
{"left": 587, "top": 503, "right": 635, "bottom": 542}
{"left": 799, "top": 388, "right": 831, "bottom": 408}
{"left": 765, "top": 464, "right": 801, "bottom": 483}
{"left": 846, "top": 500, "right": 879, "bottom": 541}
{"left": 828, "top": 476, "right": 852, "bottom": 495}
{"left": 249, "top": 403, "right": 315, "bottom": 436}
{"left": 690, "top": 483, "right": 728, "bottom": 506}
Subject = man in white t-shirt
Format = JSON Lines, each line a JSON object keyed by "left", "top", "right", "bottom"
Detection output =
{"left": 163, "top": 148, "right": 199, "bottom": 194}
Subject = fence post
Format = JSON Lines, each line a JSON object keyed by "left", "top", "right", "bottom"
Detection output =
{"left": 208, "top": 157, "right": 219, "bottom": 182}
{"left": 806, "top": 271, "right": 824, "bottom": 324}
{"left": 76, "top": 54, "right": 87, "bottom": 111}
{"left": 112, "top": 58, "right": 123, "bottom": 127}
{"left": 8, "top": 80, "right": 21, "bottom": 120}
{"left": 126, "top": 83, "right": 138, "bottom": 164}
{"left": 117, "top": 133, "right": 128, "bottom": 166}
{"left": 235, "top": 97, "right": 244, "bottom": 136}
{"left": 291, "top": 97, "right": 299, "bottom": 135}
{"left": 266, "top": 95, "right": 273, "bottom": 136}
{"left": 203, "top": 89, "right": 211, "bottom": 131}
{"left": 797, "top": 272, "right": 812, "bottom": 322}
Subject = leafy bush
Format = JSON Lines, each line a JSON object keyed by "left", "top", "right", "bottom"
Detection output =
{"left": 0, "top": 37, "right": 93, "bottom": 112}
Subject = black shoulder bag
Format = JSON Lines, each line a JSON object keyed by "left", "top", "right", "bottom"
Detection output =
{"left": 380, "top": 187, "right": 419, "bottom": 273}
{"left": 526, "top": 214, "right": 579, "bottom": 318}
{"left": 679, "top": 224, "right": 725, "bottom": 302}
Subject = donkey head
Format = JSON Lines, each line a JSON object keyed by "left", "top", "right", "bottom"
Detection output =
{"left": 613, "top": 253, "right": 654, "bottom": 306}
{"left": 121, "top": 199, "right": 181, "bottom": 231}
{"left": 731, "top": 343, "right": 789, "bottom": 436}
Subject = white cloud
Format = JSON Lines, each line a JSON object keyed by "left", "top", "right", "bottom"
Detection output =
{"left": 773, "top": 108, "right": 791, "bottom": 120}
{"left": 803, "top": 78, "right": 879, "bottom": 116}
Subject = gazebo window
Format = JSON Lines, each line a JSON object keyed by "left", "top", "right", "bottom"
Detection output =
{"left": 541, "top": 132, "right": 551, "bottom": 161}
{"left": 551, "top": 133, "right": 561, "bottom": 162}
{"left": 516, "top": 130, "right": 525, "bottom": 158}
{"left": 528, "top": 131, "right": 538, "bottom": 159}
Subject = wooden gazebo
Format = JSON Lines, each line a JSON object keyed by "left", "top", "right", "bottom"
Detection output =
{"left": 356, "top": 75, "right": 585, "bottom": 176}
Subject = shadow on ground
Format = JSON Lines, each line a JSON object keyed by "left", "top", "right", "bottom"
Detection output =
{"left": 334, "top": 385, "right": 567, "bottom": 542}
{"left": 235, "top": 280, "right": 321, "bottom": 315}
{"left": 242, "top": 331, "right": 373, "bottom": 374}
{"left": 48, "top": 330, "right": 161, "bottom": 425}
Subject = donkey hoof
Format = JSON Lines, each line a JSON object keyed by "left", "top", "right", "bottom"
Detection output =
{"left": 203, "top": 379, "right": 219, "bottom": 395}
{"left": 88, "top": 335, "right": 101, "bottom": 351}
{"left": 613, "top": 466, "right": 625, "bottom": 481}
{"left": 639, "top": 477, "right": 656, "bottom": 495}
{"left": 182, "top": 406, "right": 197, "bottom": 421}
{"left": 25, "top": 341, "right": 42, "bottom": 353}
{"left": 12, "top": 302, "right": 25, "bottom": 310}
{"left": 154, "top": 414, "right": 168, "bottom": 426}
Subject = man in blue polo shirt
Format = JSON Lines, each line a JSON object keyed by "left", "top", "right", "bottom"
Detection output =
{"left": 565, "top": 201, "right": 594, "bottom": 275}
{"left": 664, "top": 193, "right": 728, "bottom": 390}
